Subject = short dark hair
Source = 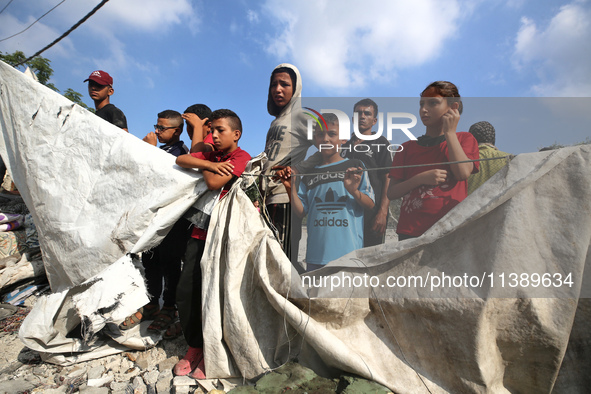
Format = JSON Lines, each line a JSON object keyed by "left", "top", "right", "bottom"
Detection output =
{"left": 211, "top": 109, "right": 242, "bottom": 134}
{"left": 271, "top": 67, "right": 297, "bottom": 90}
{"left": 421, "top": 81, "right": 463, "bottom": 114}
{"left": 314, "top": 112, "right": 339, "bottom": 132}
{"left": 157, "top": 109, "right": 183, "bottom": 130}
{"left": 354, "top": 98, "right": 378, "bottom": 118}
{"left": 184, "top": 104, "right": 212, "bottom": 122}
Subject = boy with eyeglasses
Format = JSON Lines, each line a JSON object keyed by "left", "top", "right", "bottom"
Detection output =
{"left": 143, "top": 109, "right": 189, "bottom": 156}
{"left": 119, "top": 110, "right": 190, "bottom": 333}
{"left": 84, "top": 70, "right": 128, "bottom": 131}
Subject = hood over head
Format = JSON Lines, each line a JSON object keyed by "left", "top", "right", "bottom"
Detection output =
{"left": 267, "top": 63, "right": 302, "bottom": 117}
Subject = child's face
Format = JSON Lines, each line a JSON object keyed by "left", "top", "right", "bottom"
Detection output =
{"left": 211, "top": 118, "right": 240, "bottom": 152}
{"left": 419, "top": 87, "right": 451, "bottom": 128}
{"left": 88, "top": 80, "right": 113, "bottom": 102}
{"left": 270, "top": 72, "right": 294, "bottom": 109}
{"left": 313, "top": 122, "right": 342, "bottom": 157}
{"left": 154, "top": 118, "right": 181, "bottom": 144}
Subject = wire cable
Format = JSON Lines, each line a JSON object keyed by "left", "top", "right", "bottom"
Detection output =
{"left": 0, "top": 0, "right": 68, "bottom": 43}
{"left": 243, "top": 155, "right": 513, "bottom": 179}
{"left": 14, "top": 0, "right": 110, "bottom": 67}
{"left": 0, "top": 0, "right": 14, "bottom": 16}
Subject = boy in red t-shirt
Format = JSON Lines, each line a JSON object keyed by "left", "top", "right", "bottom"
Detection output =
{"left": 173, "top": 109, "right": 251, "bottom": 379}
{"left": 388, "top": 81, "right": 479, "bottom": 239}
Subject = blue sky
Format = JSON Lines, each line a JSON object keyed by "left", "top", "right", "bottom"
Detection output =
{"left": 1, "top": 0, "right": 590, "bottom": 155}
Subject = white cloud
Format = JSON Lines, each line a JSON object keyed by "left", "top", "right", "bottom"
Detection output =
{"left": 513, "top": 1, "right": 591, "bottom": 96}
{"left": 1, "top": 1, "right": 199, "bottom": 68}
{"left": 0, "top": 13, "right": 75, "bottom": 58}
{"left": 261, "top": 0, "right": 462, "bottom": 91}
{"left": 247, "top": 10, "right": 260, "bottom": 24}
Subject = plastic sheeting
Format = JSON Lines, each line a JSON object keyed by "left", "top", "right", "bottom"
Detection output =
{"left": 201, "top": 145, "right": 591, "bottom": 393}
{"left": 0, "top": 60, "right": 207, "bottom": 358}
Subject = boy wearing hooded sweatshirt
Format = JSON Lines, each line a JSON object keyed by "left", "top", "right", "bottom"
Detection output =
{"left": 263, "top": 64, "right": 312, "bottom": 263}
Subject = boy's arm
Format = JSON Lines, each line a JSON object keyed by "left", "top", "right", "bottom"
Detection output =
{"left": 387, "top": 170, "right": 448, "bottom": 200}
{"left": 176, "top": 154, "right": 235, "bottom": 190}
{"left": 183, "top": 113, "right": 213, "bottom": 153}
{"left": 443, "top": 103, "right": 473, "bottom": 180}
{"left": 276, "top": 167, "right": 305, "bottom": 218}
{"left": 372, "top": 174, "right": 390, "bottom": 234}
{"left": 344, "top": 167, "right": 375, "bottom": 210}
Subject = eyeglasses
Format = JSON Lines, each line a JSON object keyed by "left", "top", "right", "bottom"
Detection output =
{"left": 154, "top": 125, "right": 178, "bottom": 132}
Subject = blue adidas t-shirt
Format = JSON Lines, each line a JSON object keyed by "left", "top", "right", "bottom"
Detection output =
{"left": 298, "top": 158, "right": 374, "bottom": 266}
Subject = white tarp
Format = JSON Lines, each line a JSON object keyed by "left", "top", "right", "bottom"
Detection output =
{"left": 199, "top": 145, "right": 591, "bottom": 393}
{"left": 1, "top": 59, "right": 590, "bottom": 392}
{"left": 0, "top": 60, "right": 207, "bottom": 356}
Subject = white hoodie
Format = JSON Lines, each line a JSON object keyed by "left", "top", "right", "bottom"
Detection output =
{"left": 263, "top": 63, "right": 312, "bottom": 204}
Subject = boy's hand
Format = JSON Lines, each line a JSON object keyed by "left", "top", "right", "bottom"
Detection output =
{"left": 344, "top": 167, "right": 363, "bottom": 194}
{"left": 182, "top": 113, "right": 208, "bottom": 129}
{"left": 273, "top": 166, "right": 293, "bottom": 190}
{"left": 143, "top": 132, "right": 158, "bottom": 146}
{"left": 206, "top": 161, "right": 234, "bottom": 176}
{"left": 418, "top": 169, "right": 448, "bottom": 186}
{"left": 442, "top": 102, "right": 460, "bottom": 135}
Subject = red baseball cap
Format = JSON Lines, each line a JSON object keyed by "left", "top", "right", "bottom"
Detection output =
{"left": 84, "top": 70, "right": 113, "bottom": 86}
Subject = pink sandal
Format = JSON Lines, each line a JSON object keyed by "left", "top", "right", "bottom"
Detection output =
{"left": 189, "top": 357, "right": 206, "bottom": 380}
{"left": 174, "top": 347, "right": 203, "bottom": 376}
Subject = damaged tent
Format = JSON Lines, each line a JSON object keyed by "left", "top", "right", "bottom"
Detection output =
{"left": 1, "top": 60, "right": 590, "bottom": 393}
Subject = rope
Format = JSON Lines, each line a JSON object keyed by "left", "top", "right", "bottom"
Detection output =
{"left": 242, "top": 155, "right": 512, "bottom": 179}
{"left": 14, "top": 0, "right": 110, "bottom": 67}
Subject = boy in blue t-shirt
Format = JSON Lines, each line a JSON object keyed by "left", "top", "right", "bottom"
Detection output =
{"left": 277, "top": 113, "right": 375, "bottom": 271}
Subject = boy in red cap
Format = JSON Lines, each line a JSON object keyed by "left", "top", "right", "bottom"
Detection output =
{"left": 84, "top": 70, "right": 128, "bottom": 132}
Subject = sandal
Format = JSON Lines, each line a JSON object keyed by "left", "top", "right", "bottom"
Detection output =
{"left": 118, "top": 307, "right": 144, "bottom": 331}
{"left": 147, "top": 306, "right": 176, "bottom": 332}
{"left": 189, "top": 357, "right": 206, "bottom": 380}
{"left": 174, "top": 347, "right": 203, "bottom": 376}
{"left": 142, "top": 304, "right": 160, "bottom": 321}
{"left": 163, "top": 321, "right": 183, "bottom": 339}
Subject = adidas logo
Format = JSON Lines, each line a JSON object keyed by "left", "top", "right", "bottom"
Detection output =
{"left": 314, "top": 187, "right": 347, "bottom": 214}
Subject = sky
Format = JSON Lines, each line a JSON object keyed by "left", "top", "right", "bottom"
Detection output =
{"left": 0, "top": 0, "right": 590, "bottom": 156}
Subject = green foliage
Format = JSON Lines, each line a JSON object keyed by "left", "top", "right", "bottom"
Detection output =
{"left": 0, "top": 50, "right": 57, "bottom": 91}
{"left": 64, "top": 88, "right": 93, "bottom": 112}
{"left": 1, "top": 50, "right": 92, "bottom": 110}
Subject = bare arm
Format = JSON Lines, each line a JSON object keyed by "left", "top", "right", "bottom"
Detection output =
{"left": 176, "top": 154, "right": 235, "bottom": 190}
{"left": 442, "top": 102, "right": 473, "bottom": 180}
{"left": 387, "top": 169, "right": 448, "bottom": 200}
{"left": 276, "top": 166, "right": 305, "bottom": 218}
{"left": 344, "top": 167, "right": 375, "bottom": 211}
{"left": 371, "top": 174, "right": 391, "bottom": 234}
{"left": 183, "top": 113, "right": 213, "bottom": 153}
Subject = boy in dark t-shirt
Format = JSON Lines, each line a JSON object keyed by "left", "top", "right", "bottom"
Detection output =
{"left": 84, "top": 70, "right": 128, "bottom": 131}
{"left": 341, "top": 98, "right": 393, "bottom": 247}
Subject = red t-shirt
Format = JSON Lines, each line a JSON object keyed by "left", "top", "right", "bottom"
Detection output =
{"left": 204, "top": 133, "right": 214, "bottom": 146}
{"left": 191, "top": 147, "right": 251, "bottom": 240}
{"left": 389, "top": 132, "right": 479, "bottom": 237}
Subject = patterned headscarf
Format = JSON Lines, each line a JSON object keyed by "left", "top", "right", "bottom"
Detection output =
{"left": 469, "top": 121, "right": 496, "bottom": 145}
